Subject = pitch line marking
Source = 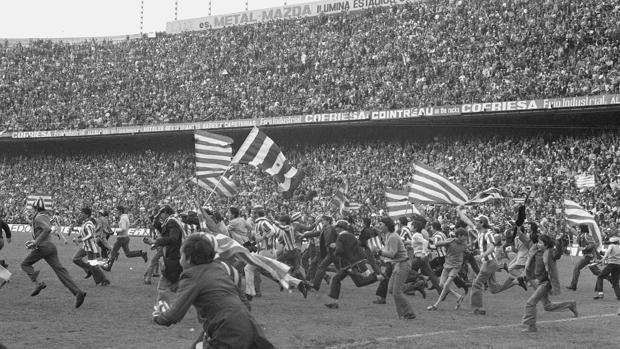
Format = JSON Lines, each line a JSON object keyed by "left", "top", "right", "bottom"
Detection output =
{"left": 327, "top": 313, "right": 619, "bottom": 348}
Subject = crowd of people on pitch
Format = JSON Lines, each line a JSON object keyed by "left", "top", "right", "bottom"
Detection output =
{"left": 1, "top": 131, "right": 619, "bottom": 234}
{"left": 1, "top": 0, "right": 619, "bottom": 131}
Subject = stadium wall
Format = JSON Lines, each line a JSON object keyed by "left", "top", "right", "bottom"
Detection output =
{"left": 1, "top": 106, "right": 619, "bottom": 156}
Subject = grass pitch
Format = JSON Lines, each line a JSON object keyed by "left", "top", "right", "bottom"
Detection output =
{"left": 1, "top": 232, "right": 618, "bottom": 349}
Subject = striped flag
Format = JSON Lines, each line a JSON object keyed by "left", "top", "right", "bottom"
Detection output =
{"left": 231, "top": 127, "right": 303, "bottom": 195}
{"left": 332, "top": 187, "right": 348, "bottom": 209}
{"left": 385, "top": 188, "right": 419, "bottom": 219}
{"left": 575, "top": 174, "right": 595, "bottom": 189}
{"left": 26, "top": 195, "right": 53, "bottom": 210}
{"left": 367, "top": 235, "right": 384, "bottom": 251}
{"left": 465, "top": 187, "right": 504, "bottom": 205}
{"left": 408, "top": 163, "right": 469, "bottom": 205}
{"left": 194, "top": 130, "right": 234, "bottom": 179}
{"left": 190, "top": 177, "right": 238, "bottom": 198}
{"left": 345, "top": 202, "right": 361, "bottom": 211}
{"left": 193, "top": 203, "right": 292, "bottom": 289}
{"left": 564, "top": 199, "right": 603, "bottom": 249}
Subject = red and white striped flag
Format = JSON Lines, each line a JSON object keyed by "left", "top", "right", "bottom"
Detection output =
{"left": 564, "top": 199, "right": 603, "bottom": 249}
{"left": 194, "top": 130, "right": 234, "bottom": 179}
{"left": 408, "top": 163, "right": 469, "bottom": 205}
{"left": 465, "top": 187, "right": 504, "bottom": 205}
{"left": 190, "top": 177, "right": 238, "bottom": 198}
{"left": 385, "top": 188, "right": 419, "bottom": 219}
{"left": 231, "top": 127, "right": 303, "bottom": 195}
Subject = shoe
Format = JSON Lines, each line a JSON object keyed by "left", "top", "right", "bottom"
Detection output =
{"left": 569, "top": 302, "right": 578, "bottom": 318}
{"left": 593, "top": 293, "right": 604, "bottom": 300}
{"left": 373, "top": 298, "right": 386, "bottom": 305}
{"left": 325, "top": 302, "right": 339, "bottom": 309}
{"left": 297, "top": 281, "right": 309, "bottom": 299}
{"left": 31, "top": 282, "right": 47, "bottom": 297}
{"left": 75, "top": 291, "right": 87, "bottom": 308}
{"left": 245, "top": 294, "right": 253, "bottom": 301}
{"left": 472, "top": 308, "right": 486, "bottom": 315}
{"left": 101, "top": 262, "right": 112, "bottom": 272}
{"left": 521, "top": 326, "right": 537, "bottom": 333}
{"left": 0, "top": 280, "right": 8, "bottom": 289}
{"left": 455, "top": 295, "right": 465, "bottom": 310}
{"left": 144, "top": 279, "right": 152, "bottom": 285}
{"left": 84, "top": 270, "right": 92, "bottom": 279}
{"left": 254, "top": 292, "right": 262, "bottom": 298}
{"left": 427, "top": 305, "right": 438, "bottom": 311}
{"left": 99, "top": 280, "right": 110, "bottom": 286}
{"left": 142, "top": 252, "right": 148, "bottom": 263}
{"left": 517, "top": 277, "right": 528, "bottom": 291}
{"left": 565, "top": 286, "right": 576, "bottom": 291}
{"left": 403, "top": 313, "right": 416, "bottom": 320}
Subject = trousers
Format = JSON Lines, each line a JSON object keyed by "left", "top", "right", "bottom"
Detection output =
{"left": 568, "top": 255, "right": 593, "bottom": 289}
{"left": 470, "top": 260, "right": 500, "bottom": 310}
{"left": 72, "top": 248, "right": 108, "bottom": 284}
{"left": 21, "top": 241, "right": 82, "bottom": 296}
{"left": 595, "top": 263, "right": 620, "bottom": 299}
{"left": 522, "top": 280, "right": 574, "bottom": 327}
{"left": 388, "top": 260, "right": 416, "bottom": 318}
{"left": 110, "top": 236, "right": 143, "bottom": 260}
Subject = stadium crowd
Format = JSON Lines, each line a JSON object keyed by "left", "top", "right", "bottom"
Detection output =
{"left": 2, "top": 131, "right": 619, "bottom": 233}
{"left": 1, "top": 0, "right": 619, "bottom": 131}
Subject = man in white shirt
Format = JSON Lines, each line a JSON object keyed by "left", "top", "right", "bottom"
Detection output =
{"left": 102, "top": 205, "right": 148, "bottom": 272}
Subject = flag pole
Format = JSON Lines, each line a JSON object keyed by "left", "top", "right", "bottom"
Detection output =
{"left": 201, "top": 166, "right": 232, "bottom": 206}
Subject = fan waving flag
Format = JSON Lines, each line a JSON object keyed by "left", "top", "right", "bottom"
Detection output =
{"left": 231, "top": 127, "right": 303, "bottom": 195}
{"left": 195, "top": 130, "right": 234, "bottom": 179}
{"left": 385, "top": 188, "right": 419, "bottom": 219}
{"left": 190, "top": 177, "right": 237, "bottom": 198}
{"left": 26, "top": 195, "right": 54, "bottom": 210}
{"left": 465, "top": 187, "right": 504, "bottom": 205}
{"left": 408, "top": 163, "right": 469, "bottom": 205}
{"left": 193, "top": 203, "right": 292, "bottom": 289}
{"left": 564, "top": 199, "right": 603, "bottom": 249}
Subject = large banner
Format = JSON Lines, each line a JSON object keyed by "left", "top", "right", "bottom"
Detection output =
{"left": 461, "top": 94, "right": 620, "bottom": 114}
{"left": 166, "top": 0, "right": 413, "bottom": 33}
{"left": 10, "top": 94, "right": 620, "bottom": 139}
{"left": 8, "top": 224, "right": 151, "bottom": 237}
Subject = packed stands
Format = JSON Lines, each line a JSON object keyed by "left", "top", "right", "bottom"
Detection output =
{"left": 2, "top": 130, "right": 618, "bottom": 235}
{"left": 1, "top": 0, "right": 619, "bottom": 131}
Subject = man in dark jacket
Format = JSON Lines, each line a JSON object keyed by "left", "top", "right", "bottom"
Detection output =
{"left": 324, "top": 221, "right": 382, "bottom": 309}
{"left": 147, "top": 206, "right": 184, "bottom": 304}
{"left": 0, "top": 213, "right": 11, "bottom": 268}
{"left": 522, "top": 234, "right": 577, "bottom": 332}
{"left": 153, "top": 234, "right": 274, "bottom": 349}
{"left": 309, "top": 216, "right": 338, "bottom": 291}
